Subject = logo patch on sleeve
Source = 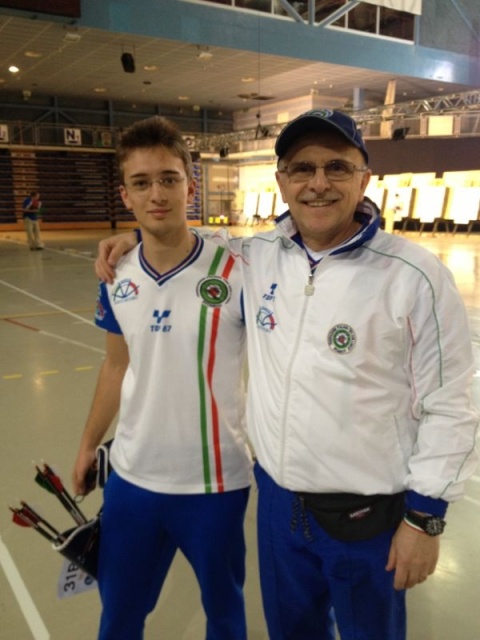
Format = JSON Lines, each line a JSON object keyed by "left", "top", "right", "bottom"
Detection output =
{"left": 112, "top": 279, "right": 139, "bottom": 303}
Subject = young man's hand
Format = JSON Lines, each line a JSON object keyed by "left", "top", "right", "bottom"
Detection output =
{"left": 95, "top": 231, "right": 138, "bottom": 283}
{"left": 72, "top": 447, "right": 97, "bottom": 497}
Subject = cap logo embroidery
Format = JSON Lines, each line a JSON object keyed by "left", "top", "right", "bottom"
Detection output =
{"left": 310, "top": 109, "right": 334, "bottom": 118}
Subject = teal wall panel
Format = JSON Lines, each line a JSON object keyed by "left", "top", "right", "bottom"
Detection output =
{"left": 75, "top": 0, "right": 480, "bottom": 88}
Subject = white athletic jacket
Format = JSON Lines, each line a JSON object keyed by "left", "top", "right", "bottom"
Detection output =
{"left": 223, "top": 200, "right": 478, "bottom": 513}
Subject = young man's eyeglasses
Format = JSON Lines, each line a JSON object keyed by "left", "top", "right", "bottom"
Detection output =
{"left": 278, "top": 160, "right": 368, "bottom": 183}
{"left": 125, "top": 176, "right": 186, "bottom": 193}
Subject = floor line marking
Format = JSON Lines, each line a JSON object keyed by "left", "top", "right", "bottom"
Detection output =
{"left": 39, "top": 330, "right": 105, "bottom": 355}
{"left": 0, "top": 237, "right": 95, "bottom": 261}
{"left": 1, "top": 307, "right": 94, "bottom": 321}
{"left": 0, "top": 279, "right": 95, "bottom": 327}
{"left": 4, "top": 318, "right": 39, "bottom": 331}
{"left": 3, "top": 365, "right": 98, "bottom": 380}
{"left": 464, "top": 495, "right": 480, "bottom": 508}
{"left": 1, "top": 281, "right": 105, "bottom": 354}
{"left": 0, "top": 534, "right": 50, "bottom": 640}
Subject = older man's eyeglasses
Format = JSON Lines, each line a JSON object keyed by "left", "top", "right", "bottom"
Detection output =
{"left": 278, "top": 160, "right": 367, "bottom": 183}
{"left": 125, "top": 176, "right": 186, "bottom": 193}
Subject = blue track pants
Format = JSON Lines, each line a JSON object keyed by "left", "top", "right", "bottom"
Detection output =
{"left": 97, "top": 471, "right": 249, "bottom": 640}
{"left": 254, "top": 464, "right": 406, "bottom": 640}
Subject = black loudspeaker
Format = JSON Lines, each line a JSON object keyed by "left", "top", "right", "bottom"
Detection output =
{"left": 219, "top": 146, "right": 229, "bottom": 159}
{"left": 121, "top": 53, "right": 136, "bottom": 73}
{"left": 392, "top": 127, "right": 409, "bottom": 140}
{"left": 190, "top": 151, "right": 201, "bottom": 163}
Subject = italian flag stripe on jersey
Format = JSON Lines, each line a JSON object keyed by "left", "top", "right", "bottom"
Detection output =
{"left": 197, "top": 246, "right": 236, "bottom": 493}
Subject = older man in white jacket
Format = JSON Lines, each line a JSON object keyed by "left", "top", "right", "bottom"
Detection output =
{"left": 95, "top": 109, "right": 478, "bottom": 640}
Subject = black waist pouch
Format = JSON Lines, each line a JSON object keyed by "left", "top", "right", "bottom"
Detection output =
{"left": 298, "top": 491, "right": 405, "bottom": 542}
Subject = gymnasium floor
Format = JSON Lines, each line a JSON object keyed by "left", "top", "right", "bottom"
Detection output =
{"left": 0, "top": 226, "right": 479, "bottom": 640}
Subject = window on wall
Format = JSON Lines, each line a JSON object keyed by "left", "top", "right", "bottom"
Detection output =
{"left": 379, "top": 8, "right": 414, "bottom": 40}
{"left": 193, "top": 0, "right": 416, "bottom": 42}
{"left": 342, "top": 3, "right": 378, "bottom": 32}
{"left": 236, "top": 0, "right": 271, "bottom": 11}
{"left": 315, "top": 2, "right": 415, "bottom": 41}
{"left": 314, "top": 0, "right": 350, "bottom": 24}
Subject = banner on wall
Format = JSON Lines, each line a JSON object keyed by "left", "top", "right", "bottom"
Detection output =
{"left": 0, "top": 124, "right": 9, "bottom": 143}
{"left": 362, "top": 0, "right": 422, "bottom": 14}
{"left": 64, "top": 128, "right": 82, "bottom": 146}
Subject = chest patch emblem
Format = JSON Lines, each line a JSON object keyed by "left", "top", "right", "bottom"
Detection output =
{"left": 327, "top": 324, "right": 356, "bottom": 354}
{"left": 197, "top": 276, "right": 232, "bottom": 307}
{"left": 256, "top": 306, "right": 277, "bottom": 332}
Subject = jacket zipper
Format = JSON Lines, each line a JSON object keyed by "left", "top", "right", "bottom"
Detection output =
{"left": 277, "top": 263, "right": 317, "bottom": 484}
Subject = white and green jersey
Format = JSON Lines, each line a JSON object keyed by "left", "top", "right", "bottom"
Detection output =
{"left": 95, "top": 233, "right": 252, "bottom": 494}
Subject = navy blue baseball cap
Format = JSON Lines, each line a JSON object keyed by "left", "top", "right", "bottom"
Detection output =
{"left": 275, "top": 109, "right": 369, "bottom": 164}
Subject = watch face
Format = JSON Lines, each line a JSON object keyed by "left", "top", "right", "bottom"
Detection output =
{"left": 425, "top": 517, "right": 445, "bottom": 536}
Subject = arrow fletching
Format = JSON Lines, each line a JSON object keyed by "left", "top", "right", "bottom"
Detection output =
{"left": 35, "top": 464, "right": 87, "bottom": 525}
{"left": 10, "top": 506, "right": 59, "bottom": 543}
{"left": 34, "top": 471, "right": 55, "bottom": 494}
{"left": 11, "top": 508, "right": 33, "bottom": 528}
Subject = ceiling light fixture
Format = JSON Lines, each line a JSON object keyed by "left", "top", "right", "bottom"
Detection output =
{"left": 198, "top": 51, "right": 213, "bottom": 61}
{"left": 121, "top": 47, "right": 136, "bottom": 73}
{"left": 197, "top": 45, "right": 213, "bottom": 61}
{"left": 253, "top": 28, "right": 271, "bottom": 137}
{"left": 8, "top": 65, "right": 20, "bottom": 74}
{"left": 63, "top": 31, "right": 81, "bottom": 43}
{"left": 255, "top": 111, "right": 269, "bottom": 139}
{"left": 219, "top": 144, "right": 229, "bottom": 159}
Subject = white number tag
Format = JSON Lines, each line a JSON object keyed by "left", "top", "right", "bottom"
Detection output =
{"left": 57, "top": 558, "right": 97, "bottom": 599}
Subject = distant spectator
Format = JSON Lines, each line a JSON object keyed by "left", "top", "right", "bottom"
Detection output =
{"left": 22, "top": 190, "right": 44, "bottom": 250}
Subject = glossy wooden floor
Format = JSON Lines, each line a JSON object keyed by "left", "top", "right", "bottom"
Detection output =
{"left": 0, "top": 227, "right": 479, "bottom": 640}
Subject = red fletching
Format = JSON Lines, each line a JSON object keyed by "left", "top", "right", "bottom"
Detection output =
{"left": 11, "top": 509, "right": 33, "bottom": 528}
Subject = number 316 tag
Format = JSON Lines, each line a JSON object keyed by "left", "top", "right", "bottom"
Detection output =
{"left": 57, "top": 559, "right": 97, "bottom": 600}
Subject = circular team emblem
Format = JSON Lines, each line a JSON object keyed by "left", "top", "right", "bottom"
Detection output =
{"left": 327, "top": 324, "right": 356, "bottom": 354}
{"left": 197, "top": 276, "right": 232, "bottom": 307}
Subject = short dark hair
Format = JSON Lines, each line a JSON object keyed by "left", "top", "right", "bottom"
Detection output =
{"left": 116, "top": 116, "right": 193, "bottom": 182}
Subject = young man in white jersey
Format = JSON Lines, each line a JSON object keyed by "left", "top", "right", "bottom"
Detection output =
{"left": 72, "top": 116, "right": 252, "bottom": 640}
{"left": 94, "top": 109, "right": 478, "bottom": 640}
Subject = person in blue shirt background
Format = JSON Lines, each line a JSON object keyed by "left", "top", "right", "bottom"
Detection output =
{"left": 22, "top": 189, "right": 44, "bottom": 250}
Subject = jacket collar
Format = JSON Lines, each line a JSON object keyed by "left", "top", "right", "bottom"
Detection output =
{"left": 274, "top": 197, "right": 381, "bottom": 255}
